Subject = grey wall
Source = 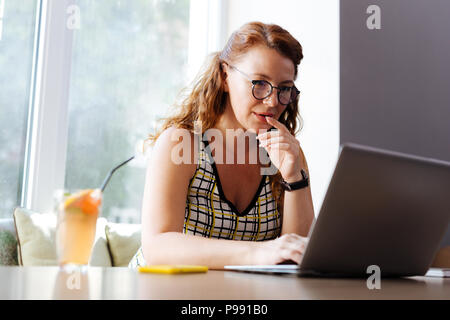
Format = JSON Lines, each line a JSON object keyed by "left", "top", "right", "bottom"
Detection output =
{"left": 340, "top": 0, "right": 450, "bottom": 160}
{"left": 340, "top": 0, "right": 450, "bottom": 246}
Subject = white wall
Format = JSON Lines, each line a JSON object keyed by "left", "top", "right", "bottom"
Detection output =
{"left": 224, "top": 0, "right": 340, "bottom": 215}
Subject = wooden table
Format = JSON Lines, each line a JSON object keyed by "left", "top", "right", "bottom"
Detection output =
{"left": 0, "top": 266, "right": 449, "bottom": 300}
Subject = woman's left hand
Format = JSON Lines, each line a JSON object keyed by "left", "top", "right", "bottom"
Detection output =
{"left": 257, "top": 117, "right": 304, "bottom": 182}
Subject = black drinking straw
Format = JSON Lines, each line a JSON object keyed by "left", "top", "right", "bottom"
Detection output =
{"left": 100, "top": 156, "right": 135, "bottom": 192}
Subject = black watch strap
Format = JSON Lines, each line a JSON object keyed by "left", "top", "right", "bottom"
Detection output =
{"left": 281, "top": 169, "right": 309, "bottom": 191}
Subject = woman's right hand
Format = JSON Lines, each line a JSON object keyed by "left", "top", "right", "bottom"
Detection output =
{"left": 254, "top": 233, "right": 309, "bottom": 265}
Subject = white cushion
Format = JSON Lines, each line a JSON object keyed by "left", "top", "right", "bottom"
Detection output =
{"left": 105, "top": 222, "right": 141, "bottom": 267}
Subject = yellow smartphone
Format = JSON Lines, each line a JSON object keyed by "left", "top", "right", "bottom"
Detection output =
{"left": 138, "top": 265, "right": 208, "bottom": 274}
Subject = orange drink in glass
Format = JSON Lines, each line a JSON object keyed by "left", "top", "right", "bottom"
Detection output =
{"left": 55, "top": 189, "right": 102, "bottom": 267}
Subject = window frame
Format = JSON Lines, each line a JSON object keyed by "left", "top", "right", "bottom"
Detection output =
{"left": 21, "top": 0, "right": 74, "bottom": 213}
{"left": 21, "top": 0, "right": 227, "bottom": 215}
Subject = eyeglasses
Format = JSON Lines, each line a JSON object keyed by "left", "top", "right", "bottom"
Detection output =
{"left": 226, "top": 63, "right": 300, "bottom": 106}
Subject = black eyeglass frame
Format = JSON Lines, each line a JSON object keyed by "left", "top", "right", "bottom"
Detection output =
{"left": 225, "top": 63, "right": 300, "bottom": 106}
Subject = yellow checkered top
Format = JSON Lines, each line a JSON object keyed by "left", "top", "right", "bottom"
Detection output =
{"left": 129, "top": 138, "right": 281, "bottom": 268}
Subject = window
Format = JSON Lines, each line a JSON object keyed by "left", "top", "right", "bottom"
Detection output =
{"left": 0, "top": 0, "right": 221, "bottom": 222}
{"left": 64, "top": 0, "right": 191, "bottom": 223}
{"left": 0, "top": 0, "right": 38, "bottom": 219}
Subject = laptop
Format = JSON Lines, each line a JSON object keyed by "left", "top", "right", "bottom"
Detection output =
{"left": 224, "top": 143, "right": 450, "bottom": 277}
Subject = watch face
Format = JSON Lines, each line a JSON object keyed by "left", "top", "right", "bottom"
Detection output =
{"left": 282, "top": 170, "right": 309, "bottom": 191}
{"left": 283, "top": 180, "right": 292, "bottom": 191}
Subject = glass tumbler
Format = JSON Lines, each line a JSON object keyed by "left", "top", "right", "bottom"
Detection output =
{"left": 54, "top": 189, "right": 102, "bottom": 267}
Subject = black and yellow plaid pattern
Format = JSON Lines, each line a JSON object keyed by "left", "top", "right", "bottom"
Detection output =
{"left": 184, "top": 139, "right": 280, "bottom": 241}
{"left": 129, "top": 138, "right": 281, "bottom": 268}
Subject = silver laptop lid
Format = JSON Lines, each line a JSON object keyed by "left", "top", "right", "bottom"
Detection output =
{"left": 300, "top": 143, "right": 450, "bottom": 277}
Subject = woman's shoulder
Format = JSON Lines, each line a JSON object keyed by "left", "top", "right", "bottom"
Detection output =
{"left": 156, "top": 126, "right": 196, "bottom": 156}
{"left": 153, "top": 126, "right": 197, "bottom": 178}
{"left": 158, "top": 125, "right": 194, "bottom": 142}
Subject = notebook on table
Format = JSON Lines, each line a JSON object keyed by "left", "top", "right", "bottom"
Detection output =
{"left": 424, "top": 268, "right": 450, "bottom": 278}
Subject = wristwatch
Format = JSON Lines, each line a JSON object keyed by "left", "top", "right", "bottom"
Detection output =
{"left": 280, "top": 169, "right": 309, "bottom": 191}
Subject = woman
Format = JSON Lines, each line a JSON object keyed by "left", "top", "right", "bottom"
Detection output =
{"left": 129, "top": 22, "right": 315, "bottom": 269}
